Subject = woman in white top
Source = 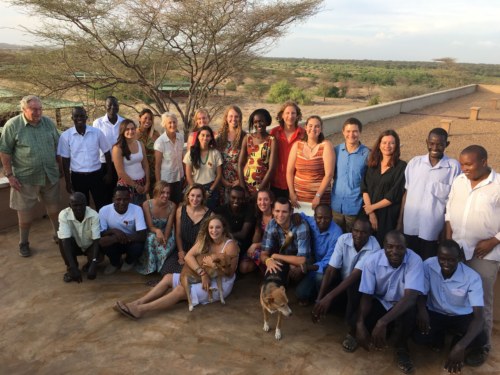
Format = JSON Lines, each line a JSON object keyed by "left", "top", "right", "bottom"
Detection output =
{"left": 154, "top": 112, "right": 185, "bottom": 204}
{"left": 114, "top": 215, "right": 239, "bottom": 319}
{"left": 183, "top": 125, "right": 222, "bottom": 211}
{"left": 112, "top": 119, "right": 150, "bottom": 206}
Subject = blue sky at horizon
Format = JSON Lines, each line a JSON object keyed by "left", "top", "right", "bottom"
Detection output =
{"left": 0, "top": 0, "right": 499, "bottom": 64}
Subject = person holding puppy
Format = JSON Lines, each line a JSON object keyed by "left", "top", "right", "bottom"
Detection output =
{"left": 114, "top": 215, "right": 239, "bottom": 319}
{"left": 260, "top": 197, "right": 311, "bottom": 280}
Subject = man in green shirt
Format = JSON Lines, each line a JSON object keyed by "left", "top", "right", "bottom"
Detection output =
{"left": 0, "top": 95, "right": 61, "bottom": 257}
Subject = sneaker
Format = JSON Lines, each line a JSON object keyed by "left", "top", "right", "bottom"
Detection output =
{"left": 121, "top": 261, "right": 135, "bottom": 272}
{"left": 19, "top": 242, "right": 31, "bottom": 257}
{"left": 104, "top": 264, "right": 120, "bottom": 275}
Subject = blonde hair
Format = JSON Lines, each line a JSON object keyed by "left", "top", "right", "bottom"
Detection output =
{"left": 216, "top": 105, "right": 245, "bottom": 150}
{"left": 192, "top": 108, "right": 210, "bottom": 130}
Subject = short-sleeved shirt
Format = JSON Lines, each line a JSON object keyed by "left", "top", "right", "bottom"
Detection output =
{"left": 92, "top": 114, "right": 124, "bottom": 162}
{"left": 57, "top": 206, "right": 101, "bottom": 250}
{"left": 215, "top": 203, "right": 255, "bottom": 244}
{"left": 183, "top": 148, "right": 223, "bottom": 185}
{"left": 359, "top": 249, "right": 424, "bottom": 311}
{"left": 423, "top": 256, "right": 483, "bottom": 316}
{"left": 154, "top": 132, "right": 185, "bottom": 182}
{"left": 0, "top": 114, "right": 60, "bottom": 185}
{"left": 99, "top": 203, "right": 147, "bottom": 235}
{"left": 445, "top": 170, "right": 500, "bottom": 261}
{"left": 57, "top": 125, "right": 111, "bottom": 173}
{"left": 403, "top": 154, "right": 461, "bottom": 241}
{"left": 269, "top": 126, "right": 305, "bottom": 190}
{"left": 331, "top": 142, "right": 369, "bottom": 215}
{"left": 300, "top": 213, "right": 343, "bottom": 274}
{"left": 261, "top": 218, "right": 311, "bottom": 258}
{"left": 329, "top": 233, "right": 381, "bottom": 280}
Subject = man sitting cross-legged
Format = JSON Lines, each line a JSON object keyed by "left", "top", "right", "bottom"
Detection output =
{"left": 57, "top": 192, "right": 101, "bottom": 283}
{"left": 312, "top": 216, "right": 380, "bottom": 352}
{"left": 415, "top": 240, "right": 488, "bottom": 373}
{"left": 355, "top": 230, "right": 424, "bottom": 374}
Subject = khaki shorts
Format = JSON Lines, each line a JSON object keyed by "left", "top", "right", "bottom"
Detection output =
{"left": 10, "top": 180, "right": 60, "bottom": 211}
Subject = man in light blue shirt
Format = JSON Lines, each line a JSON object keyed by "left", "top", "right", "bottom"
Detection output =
{"left": 399, "top": 128, "right": 460, "bottom": 259}
{"left": 415, "top": 240, "right": 487, "bottom": 372}
{"left": 356, "top": 230, "right": 424, "bottom": 374}
{"left": 312, "top": 217, "right": 380, "bottom": 352}
{"left": 331, "top": 118, "right": 369, "bottom": 233}
{"left": 295, "top": 204, "right": 342, "bottom": 304}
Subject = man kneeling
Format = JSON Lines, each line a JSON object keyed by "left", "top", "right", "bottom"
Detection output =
{"left": 415, "top": 240, "right": 488, "bottom": 373}
{"left": 57, "top": 192, "right": 101, "bottom": 282}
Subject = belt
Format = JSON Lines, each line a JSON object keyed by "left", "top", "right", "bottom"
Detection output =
{"left": 71, "top": 170, "right": 100, "bottom": 175}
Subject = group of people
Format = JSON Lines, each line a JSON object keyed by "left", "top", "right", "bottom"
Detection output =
{"left": 1, "top": 94, "right": 498, "bottom": 374}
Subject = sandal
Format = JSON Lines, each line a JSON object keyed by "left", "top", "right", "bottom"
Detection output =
{"left": 342, "top": 334, "right": 358, "bottom": 353}
{"left": 113, "top": 301, "right": 139, "bottom": 320}
{"left": 396, "top": 348, "right": 415, "bottom": 374}
{"left": 465, "top": 346, "right": 489, "bottom": 367}
{"left": 63, "top": 273, "right": 73, "bottom": 283}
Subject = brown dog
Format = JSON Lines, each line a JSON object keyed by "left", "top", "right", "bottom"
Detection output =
{"left": 260, "top": 270, "right": 292, "bottom": 340}
{"left": 180, "top": 252, "right": 232, "bottom": 311}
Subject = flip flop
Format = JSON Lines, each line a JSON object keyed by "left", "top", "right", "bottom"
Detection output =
{"left": 396, "top": 348, "right": 415, "bottom": 374}
{"left": 114, "top": 301, "right": 139, "bottom": 320}
{"left": 63, "top": 273, "right": 73, "bottom": 283}
{"left": 342, "top": 334, "right": 358, "bottom": 353}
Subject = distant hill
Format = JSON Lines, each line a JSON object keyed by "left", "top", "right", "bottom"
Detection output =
{"left": 0, "top": 43, "right": 31, "bottom": 50}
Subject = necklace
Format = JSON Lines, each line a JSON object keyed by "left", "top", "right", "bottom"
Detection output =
{"left": 200, "top": 150, "right": 209, "bottom": 165}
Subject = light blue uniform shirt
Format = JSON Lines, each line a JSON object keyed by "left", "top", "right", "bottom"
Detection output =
{"left": 300, "top": 213, "right": 343, "bottom": 274}
{"left": 403, "top": 154, "right": 461, "bottom": 241}
{"left": 359, "top": 249, "right": 424, "bottom": 311}
{"left": 423, "top": 257, "right": 483, "bottom": 316}
{"left": 331, "top": 143, "right": 369, "bottom": 215}
{"left": 329, "top": 233, "right": 381, "bottom": 280}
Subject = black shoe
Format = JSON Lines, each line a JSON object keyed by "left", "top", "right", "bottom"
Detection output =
{"left": 19, "top": 242, "right": 31, "bottom": 257}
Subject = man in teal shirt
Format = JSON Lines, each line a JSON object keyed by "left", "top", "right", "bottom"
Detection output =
{"left": 0, "top": 95, "right": 61, "bottom": 257}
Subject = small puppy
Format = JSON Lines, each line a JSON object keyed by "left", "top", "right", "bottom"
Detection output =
{"left": 180, "top": 252, "right": 232, "bottom": 311}
{"left": 260, "top": 267, "right": 292, "bottom": 340}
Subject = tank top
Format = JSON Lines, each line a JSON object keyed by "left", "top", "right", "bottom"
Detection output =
{"left": 123, "top": 140, "right": 145, "bottom": 180}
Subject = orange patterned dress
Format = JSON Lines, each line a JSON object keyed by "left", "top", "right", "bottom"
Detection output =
{"left": 294, "top": 141, "right": 331, "bottom": 205}
{"left": 243, "top": 135, "right": 273, "bottom": 194}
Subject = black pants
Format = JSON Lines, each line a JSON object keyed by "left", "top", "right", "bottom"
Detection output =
{"left": 361, "top": 298, "right": 416, "bottom": 348}
{"left": 100, "top": 163, "right": 118, "bottom": 206}
{"left": 71, "top": 169, "right": 108, "bottom": 211}
{"left": 405, "top": 234, "right": 438, "bottom": 260}
{"left": 414, "top": 310, "right": 487, "bottom": 350}
{"left": 101, "top": 241, "right": 144, "bottom": 267}
{"left": 169, "top": 180, "right": 184, "bottom": 205}
{"left": 270, "top": 186, "right": 289, "bottom": 200}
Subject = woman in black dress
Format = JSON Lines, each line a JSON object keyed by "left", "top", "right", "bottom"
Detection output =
{"left": 160, "top": 184, "right": 212, "bottom": 274}
{"left": 361, "top": 129, "right": 406, "bottom": 246}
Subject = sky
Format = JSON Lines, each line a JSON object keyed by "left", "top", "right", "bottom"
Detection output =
{"left": 1, "top": 0, "right": 499, "bottom": 64}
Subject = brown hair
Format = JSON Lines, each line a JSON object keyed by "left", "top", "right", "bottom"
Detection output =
{"left": 115, "top": 119, "right": 137, "bottom": 160}
{"left": 302, "top": 115, "right": 325, "bottom": 143}
{"left": 276, "top": 101, "right": 302, "bottom": 128}
{"left": 153, "top": 180, "right": 171, "bottom": 199}
{"left": 367, "top": 129, "right": 401, "bottom": 168}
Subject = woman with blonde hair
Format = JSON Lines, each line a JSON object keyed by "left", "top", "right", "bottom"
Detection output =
{"left": 112, "top": 119, "right": 150, "bottom": 205}
{"left": 216, "top": 105, "right": 246, "bottom": 202}
{"left": 136, "top": 181, "right": 176, "bottom": 275}
{"left": 114, "top": 215, "right": 239, "bottom": 319}
{"left": 187, "top": 108, "right": 211, "bottom": 151}
{"left": 154, "top": 112, "right": 185, "bottom": 204}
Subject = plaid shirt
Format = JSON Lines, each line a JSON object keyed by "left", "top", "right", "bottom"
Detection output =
{"left": 0, "top": 114, "right": 60, "bottom": 185}
{"left": 261, "top": 218, "right": 311, "bottom": 258}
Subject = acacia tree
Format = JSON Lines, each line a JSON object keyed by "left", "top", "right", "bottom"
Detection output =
{"left": 10, "top": 0, "right": 322, "bottom": 129}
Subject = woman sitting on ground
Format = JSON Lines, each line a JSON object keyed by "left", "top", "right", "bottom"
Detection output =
{"left": 114, "top": 215, "right": 239, "bottom": 319}
{"left": 183, "top": 125, "right": 223, "bottom": 210}
{"left": 286, "top": 115, "right": 334, "bottom": 216}
{"left": 239, "top": 189, "right": 275, "bottom": 274}
{"left": 160, "top": 184, "right": 212, "bottom": 275}
{"left": 112, "top": 119, "right": 150, "bottom": 206}
{"left": 135, "top": 181, "right": 176, "bottom": 275}
{"left": 238, "top": 108, "right": 277, "bottom": 197}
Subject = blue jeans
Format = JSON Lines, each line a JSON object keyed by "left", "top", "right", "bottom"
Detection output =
{"left": 295, "top": 272, "right": 324, "bottom": 302}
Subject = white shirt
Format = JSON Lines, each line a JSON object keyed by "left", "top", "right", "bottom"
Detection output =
{"left": 57, "top": 206, "right": 101, "bottom": 250}
{"left": 92, "top": 114, "right": 124, "bottom": 162}
{"left": 329, "top": 234, "right": 381, "bottom": 280}
{"left": 183, "top": 148, "right": 223, "bottom": 185}
{"left": 99, "top": 203, "right": 147, "bottom": 235}
{"left": 445, "top": 170, "right": 500, "bottom": 261}
{"left": 403, "top": 154, "right": 461, "bottom": 241}
{"left": 154, "top": 132, "right": 185, "bottom": 182}
{"left": 57, "top": 125, "right": 111, "bottom": 172}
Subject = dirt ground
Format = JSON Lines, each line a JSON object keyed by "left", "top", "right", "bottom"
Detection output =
{"left": 1, "top": 89, "right": 499, "bottom": 374}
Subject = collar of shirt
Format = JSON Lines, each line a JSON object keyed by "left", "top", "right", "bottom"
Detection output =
{"left": 345, "top": 235, "right": 379, "bottom": 253}
{"left": 340, "top": 142, "right": 364, "bottom": 154}
{"left": 377, "top": 249, "right": 410, "bottom": 269}
{"left": 273, "top": 126, "right": 304, "bottom": 143}
{"left": 21, "top": 114, "right": 42, "bottom": 127}
{"left": 65, "top": 206, "right": 95, "bottom": 222}
{"left": 423, "top": 154, "right": 454, "bottom": 169}
{"left": 458, "top": 168, "right": 497, "bottom": 192}
{"left": 69, "top": 125, "right": 92, "bottom": 136}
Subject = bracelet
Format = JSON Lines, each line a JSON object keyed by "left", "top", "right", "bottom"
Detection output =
{"left": 315, "top": 193, "right": 321, "bottom": 198}
{"left": 265, "top": 258, "right": 274, "bottom": 266}
{"left": 196, "top": 267, "right": 203, "bottom": 275}
{"left": 92, "top": 258, "right": 98, "bottom": 262}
